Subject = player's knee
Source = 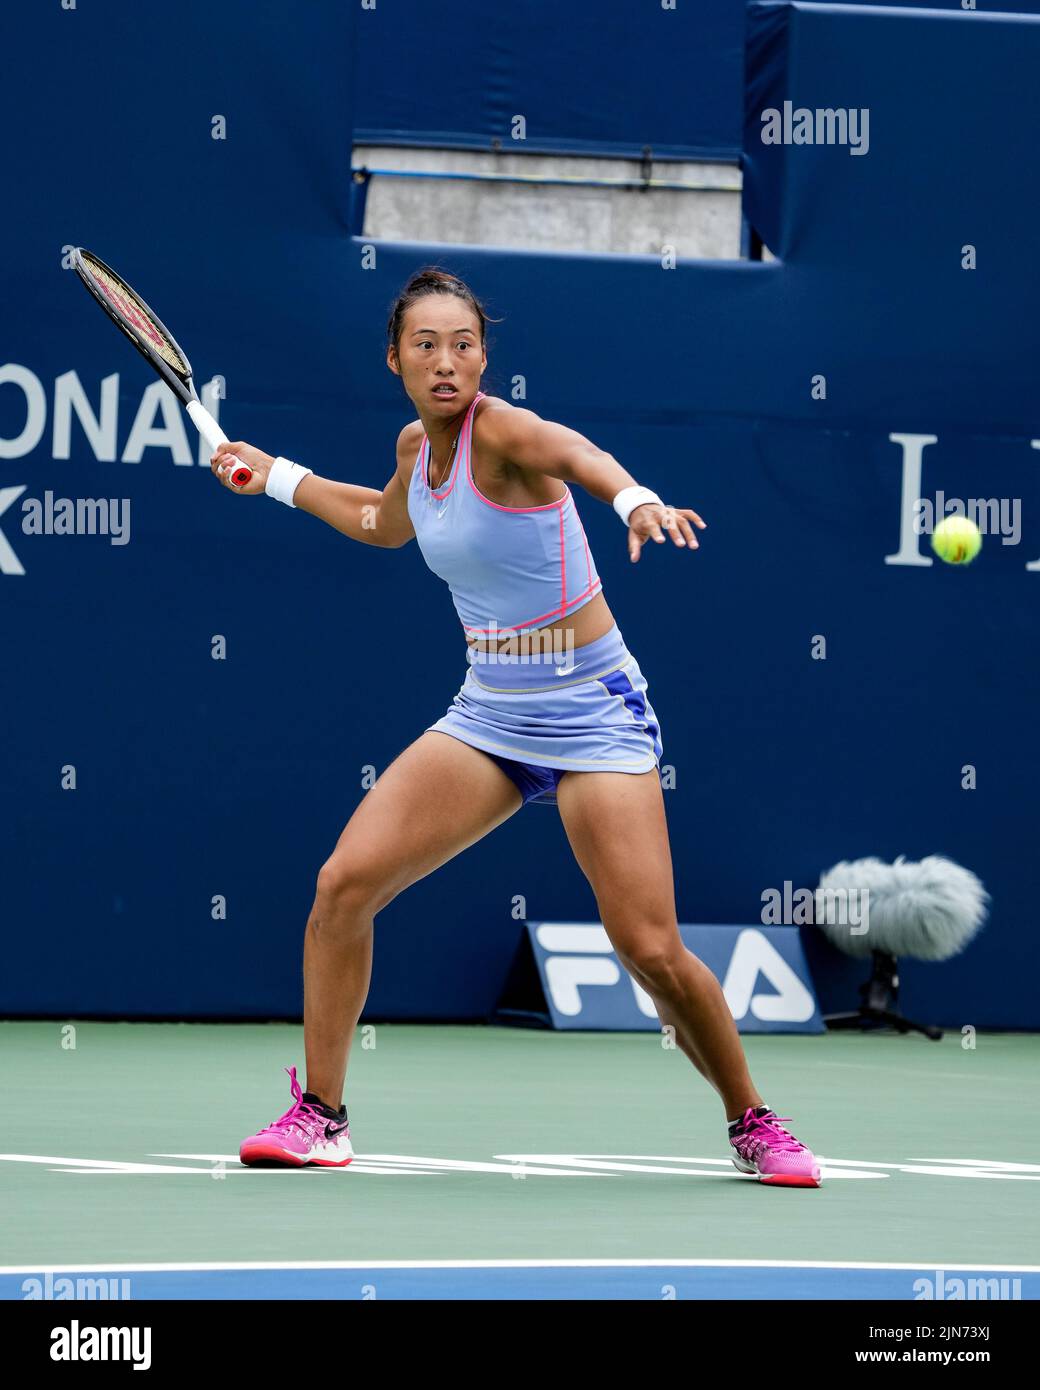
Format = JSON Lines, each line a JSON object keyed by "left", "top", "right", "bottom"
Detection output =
{"left": 616, "top": 936, "right": 685, "bottom": 994}
{"left": 315, "top": 856, "right": 397, "bottom": 917}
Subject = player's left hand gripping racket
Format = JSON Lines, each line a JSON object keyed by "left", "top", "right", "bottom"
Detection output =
{"left": 71, "top": 247, "right": 252, "bottom": 488}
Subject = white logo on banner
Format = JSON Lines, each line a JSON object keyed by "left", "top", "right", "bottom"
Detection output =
{"left": 886, "top": 432, "right": 1040, "bottom": 570}
{"left": 0, "top": 486, "right": 27, "bottom": 575}
{"left": 534, "top": 923, "right": 814, "bottom": 1023}
{"left": 721, "top": 929, "right": 817, "bottom": 1023}
{"left": 535, "top": 924, "right": 657, "bottom": 1018}
{"left": 0, "top": 366, "right": 228, "bottom": 576}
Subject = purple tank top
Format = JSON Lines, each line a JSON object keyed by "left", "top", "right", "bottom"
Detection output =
{"left": 406, "top": 391, "right": 603, "bottom": 637}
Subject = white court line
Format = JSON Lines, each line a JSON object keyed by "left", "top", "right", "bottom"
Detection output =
{"left": 0, "top": 1152, "right": 877, "bottom": 1179}
{"left": 49, "top": 1165, "right": 439, "bottom": 1176}
{"left": 0, "top": 1154, "right": 206, "bottom": 1175}
{"left": 906, "top": 1158, "right": 1040, "bottom": 1171}
{"left": 9, "top": 1151, "right": 1038, "bottom": 1179}
{"left": 0, "top": 1152, "right": 607, "bottom": 1178}
{"left": 494, "top": 1154, "right": 885, "bottom": 1179}
{"left": 154, "top": 1152, "right": 602, "bottom": 1177}
{"left": 2, "top": 1259, "right": 1039, "bottom": 1274}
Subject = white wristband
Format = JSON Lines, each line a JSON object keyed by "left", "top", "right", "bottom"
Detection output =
{"left": 265, "top": 456, "right": 313, "bottom": 508}
{"left": 613, "top": 485, "right": 663, "bottom": 526}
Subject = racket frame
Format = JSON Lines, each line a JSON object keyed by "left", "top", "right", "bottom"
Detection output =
{"left": 71, "top": 247, "right": 252, "bottom": 487}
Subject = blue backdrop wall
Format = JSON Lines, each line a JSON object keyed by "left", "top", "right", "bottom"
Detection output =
{"left": 352, "top": 0, "right": 1040, "bottom": 161}
{"left": 1, "top": 2, "right": 1037, "bottom": 1026}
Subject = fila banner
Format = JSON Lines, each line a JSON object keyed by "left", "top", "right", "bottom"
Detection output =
{"left": 518, "top": 923, "right": 824, "bottom": 1034}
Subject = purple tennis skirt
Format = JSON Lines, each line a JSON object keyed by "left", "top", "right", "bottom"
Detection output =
{"left": 426, "top": 622, "right": 664, "bottom": 807}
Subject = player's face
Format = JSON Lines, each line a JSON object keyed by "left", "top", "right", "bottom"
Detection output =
{"left": 390, "top": 296, "right": 486, "bottom": 411}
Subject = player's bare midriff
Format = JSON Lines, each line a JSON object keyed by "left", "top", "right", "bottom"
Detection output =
{"left": 465, "top": 591, "right": 616, "bottom": 657}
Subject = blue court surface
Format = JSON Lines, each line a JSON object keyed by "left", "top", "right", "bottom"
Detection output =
{"left": 3, "top": 1261, "right": 1038, "bottom": 1301}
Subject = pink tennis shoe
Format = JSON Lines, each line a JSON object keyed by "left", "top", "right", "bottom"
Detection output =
{"left": 240, "top": 1065, "right": 354, "bottom": 1168}
{"left": 729, "top": 1105, "right": 821, "bottom": 1187}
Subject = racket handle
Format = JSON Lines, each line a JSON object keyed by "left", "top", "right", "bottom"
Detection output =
{"left": 187, "top": 400, "right": 254, "bottom": 488}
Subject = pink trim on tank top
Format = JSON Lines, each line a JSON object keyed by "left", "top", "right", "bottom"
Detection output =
{"left": 559, "top": 506, "right": 566, "bottom": 619}
{"left": 421, "top": 434, "right": 464, "bottom": 501}
{"left": 466, "top": 467, "right": 569, "bottom": 514}
{"left": 461, "top": 576, "right": 603, "bottom": 636}
{"left": 419, "top": 391, "right": 483, "bottom": 500}
{"left": 464, "top": 395, "right": 568, "bottom": 514}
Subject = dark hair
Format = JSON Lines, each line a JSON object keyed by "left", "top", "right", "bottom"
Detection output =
{"left": 386, "top": 265, "right": 499, "bottom": 354}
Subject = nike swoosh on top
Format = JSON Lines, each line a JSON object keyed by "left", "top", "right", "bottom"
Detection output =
{"left": 555, "top": 663, "right": 582, "bottom": 676}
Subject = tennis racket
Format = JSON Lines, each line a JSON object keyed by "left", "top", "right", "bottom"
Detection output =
{"left": 71, "top": 248, "right": 252, "bottom": 488}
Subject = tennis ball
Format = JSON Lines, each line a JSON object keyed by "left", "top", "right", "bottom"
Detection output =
{"left": 931, "top": 515, "right": 981, "bottom": 565}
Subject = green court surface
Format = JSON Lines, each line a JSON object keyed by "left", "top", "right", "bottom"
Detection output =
{"left": 1, "top": 1022, "right": 1037, "bottom": 1298}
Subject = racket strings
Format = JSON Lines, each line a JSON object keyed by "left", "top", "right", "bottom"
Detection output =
{"left": 82, "top": 256, "right": 188, "bottom": 374}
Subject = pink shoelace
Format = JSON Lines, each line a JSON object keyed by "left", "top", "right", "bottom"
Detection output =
{"left": 258, "top": 1065, "right": 326, "bottom": 1139}
{"left": 733, "top": 1109, "right": 804, "bottom": 1156}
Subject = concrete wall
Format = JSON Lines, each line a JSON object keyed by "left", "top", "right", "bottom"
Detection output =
{"left": 353, "top": 146, "right": 743, "bottom": 259}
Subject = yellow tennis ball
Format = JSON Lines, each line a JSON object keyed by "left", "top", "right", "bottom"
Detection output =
{"left": 931, "top": 515, "right": 981, "bottom": 565}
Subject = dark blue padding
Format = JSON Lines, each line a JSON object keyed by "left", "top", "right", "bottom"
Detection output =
{"left": 353, "top": 0, "right": 742, "bottom": 162}
{"left": 3, "top": 1, "right": 1038, "bottom": 1025}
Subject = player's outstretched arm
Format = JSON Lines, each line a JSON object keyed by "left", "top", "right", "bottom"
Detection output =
{"left": 208, "top": 438, "right": 415, "bottom": 549}
{"left": 478, "top": 405, "right": 705, "bottom": 562}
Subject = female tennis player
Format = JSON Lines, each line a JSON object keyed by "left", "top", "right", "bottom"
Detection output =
{"left": 211, "top": 267, "right": 821, "bottom": 1188}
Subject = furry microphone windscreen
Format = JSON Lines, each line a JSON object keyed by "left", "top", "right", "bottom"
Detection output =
{"left": 814, "top": 855, "right": 989, "bottom": 961}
